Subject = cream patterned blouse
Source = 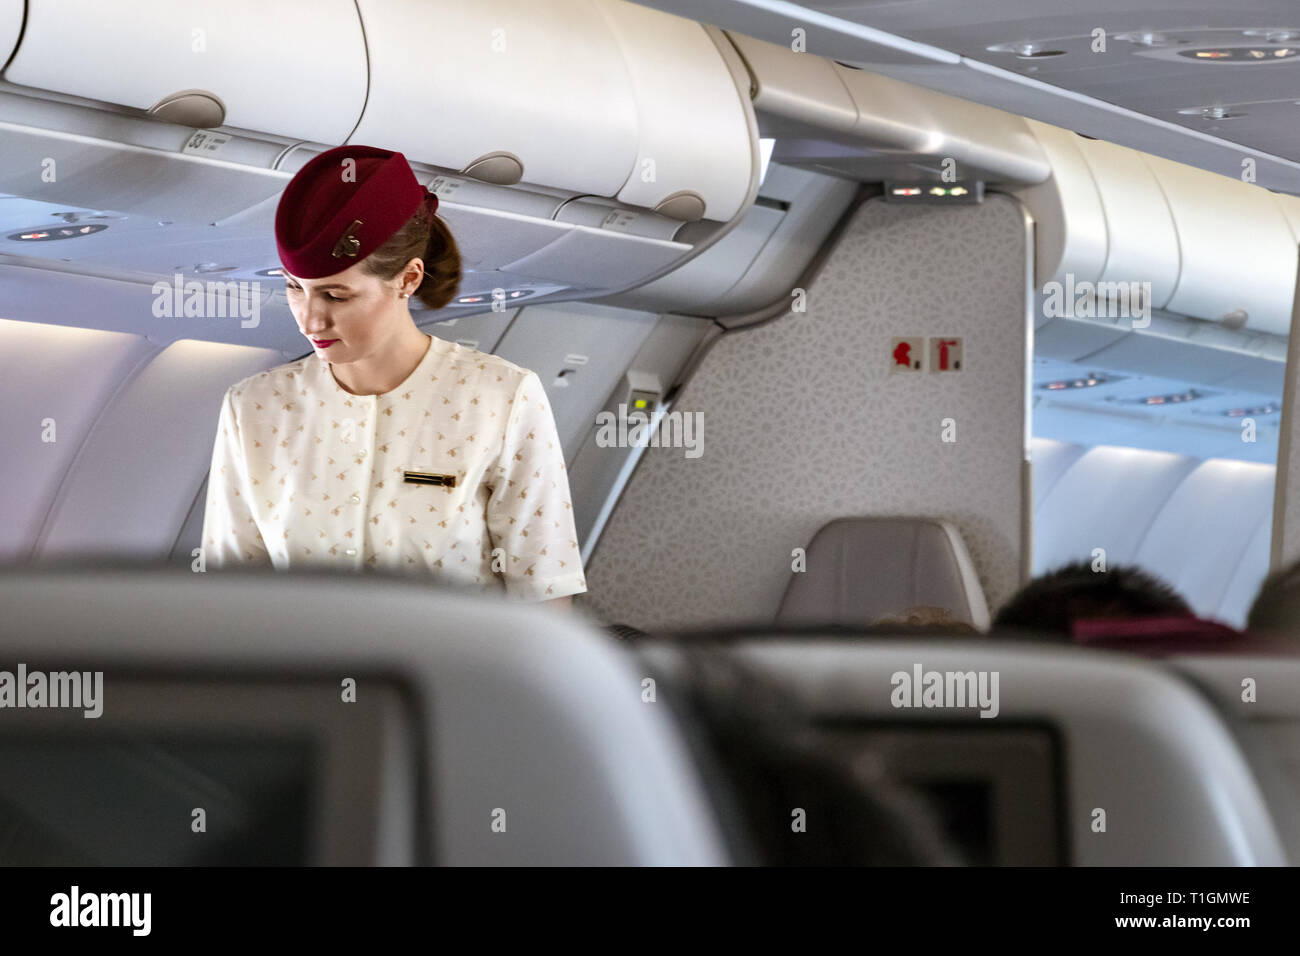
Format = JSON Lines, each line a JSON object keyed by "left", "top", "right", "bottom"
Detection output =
{"left": 201, "top": 334, "right": 587, "bottom": 602}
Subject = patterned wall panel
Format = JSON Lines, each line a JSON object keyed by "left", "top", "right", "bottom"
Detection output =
{"left": 581, "top": 194, "right": 1030, "bottom": 630}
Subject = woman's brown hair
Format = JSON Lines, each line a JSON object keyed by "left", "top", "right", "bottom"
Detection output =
{"left": 359, "top": 199, "right": 461, "bottom": 311}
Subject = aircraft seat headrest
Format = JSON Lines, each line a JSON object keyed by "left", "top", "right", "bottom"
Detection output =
{"left": 774, "top": 517, "right": 990, "bottom": 630}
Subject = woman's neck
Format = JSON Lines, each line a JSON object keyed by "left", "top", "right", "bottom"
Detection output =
{"left": 329, "top": 328, "right": 432, "bottom": 396}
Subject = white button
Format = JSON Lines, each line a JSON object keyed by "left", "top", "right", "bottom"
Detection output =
{"left": 357, "top": 449, "right": 367, "bottom": 459}
{"left": 350, "top": 493, "right": 361, "bottom": 503}
{"left": 345, "top": 548, "right": 357, "bottom": 556}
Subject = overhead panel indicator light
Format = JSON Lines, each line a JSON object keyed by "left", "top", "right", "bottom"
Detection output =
{"left": 884, "top": 182, "right": 985, "bottom": 204}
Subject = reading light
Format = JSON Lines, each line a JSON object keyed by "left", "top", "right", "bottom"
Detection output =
{"left": 1175, "top": 46, "right": 1300, "bottom": 62}
{"left": 1039, "top": 373, "right": 1112, "bottom": 391}
{"left": 1136, "top": 389, "right": 1206, "bottom": 405}
{"left": 1243, "top": 28, "right": 1299, "bottom": 43}
{"left": 454, "top": 288, "right": 537, "bottom": 306}
{"left": 1222, "top": 403, "right": 1278, "bottom": 417}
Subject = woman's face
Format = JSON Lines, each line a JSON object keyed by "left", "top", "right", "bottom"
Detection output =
{"left": 282, "top": 258, "right": 420, "bottom": 363}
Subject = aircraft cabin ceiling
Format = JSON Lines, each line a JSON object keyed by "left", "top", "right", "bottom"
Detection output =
{"left": 633, "top": 0, "right": 1300, "bottom": 194}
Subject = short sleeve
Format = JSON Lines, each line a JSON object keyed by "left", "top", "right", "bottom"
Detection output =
{"left": 201, "top": 387, "right": 271, "bottom": 569}
{"left": 486, "top": 371, "right": 587, "bottom": 602}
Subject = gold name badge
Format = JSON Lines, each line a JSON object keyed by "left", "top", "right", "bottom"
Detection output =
{"left": 403, "top": 470, "right": 456, "bottom": 488}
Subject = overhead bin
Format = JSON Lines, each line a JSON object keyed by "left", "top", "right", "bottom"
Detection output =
{"left": 1017, "top": 119, "right": 1299, "bottom": 336}
{"left": 1076, "top": 139, "right": 1180, "bottom": 310}
{"left": 2, "top": 0, "right": 367, "bottom": 145}
{"left": 350, "top": 0, "right": 636, "bottom": 198}
{"left": 725, "top": 30, "right": 858, "bottom": 133}
{"left": 350, "top": 0, "right": 754, "bottom": 222}
{"left": 725, "top": 32, "right": 1050, "bottom": 186}
{"left": 595, "top": 2, "right": 754, "bottom": 221}
{"left": 1018, "top": 123, "right": 1180, "bottom": 310}
{"left": 1015, "top": 122, "right": 1108, "bottom": 293}
{"left": 832, "top": 64, "right": 1050, "bottom": 185}
{"left": 279, "top": 143, "right": 696, "bottom": 289}
{"left": 1143, "top": 153, "right": 1297, "bottom": 336}
{"left": 599, "top": 161, "right": 861, "bottom": 317}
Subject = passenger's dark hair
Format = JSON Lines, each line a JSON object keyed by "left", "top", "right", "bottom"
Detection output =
{"left": 992, "top": 559, "right": 1192, "bottom": 639}
{"left": 358, "top": 199, "right": 461, "bottom": 311}
{"left": 656, "top": 646, "right": 960, "bottom": 865}
{"left": 1246, "top": 558, "right": 1300, "bottom": 632}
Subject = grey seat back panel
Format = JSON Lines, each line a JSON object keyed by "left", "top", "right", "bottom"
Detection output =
{"left": 665, "top": 638, "right": 1288, "bottom": 866}
{"left": 1166, "top": 656, "right": 1300, "bottom": 866}
{"left": 0, "top": 568, "right": 729, "bottom": 865}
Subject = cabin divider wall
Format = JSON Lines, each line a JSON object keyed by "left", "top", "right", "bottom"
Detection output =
{"left": 581, "top": 193, "right": 1031, "bottom": 631}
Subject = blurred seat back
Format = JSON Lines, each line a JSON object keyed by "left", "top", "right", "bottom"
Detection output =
{"left": 0, "top": 565, "right": 729, "bottom": 865}
{"left": 1166, "top": 655, "right": 1300, "bottom": 866}
{"left": 641, "top": 633, "right": 1286, "bottom": 865}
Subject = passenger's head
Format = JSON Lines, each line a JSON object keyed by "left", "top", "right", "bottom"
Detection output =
{"left": 872, "top": 605, "right": 979, "bottom": 635}
{"left": 1246, "top": 559, "right": 1300, "bottom": 634}
{"left": 993, "top": 560, "right": 1192, "bottom": 640}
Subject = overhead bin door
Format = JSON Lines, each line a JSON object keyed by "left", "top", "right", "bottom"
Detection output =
{"left": 1073, "top": 137, "right": 1180, "bottom": 311}
{"left": 832, "top": 63, "right": 1050, "bottom": 185}
{"left": 1143, "top": 153, "right": 1298, "bottom": 336}
{"left": 595, "top": 1, "right": 754, "bottom": 221}
{"left": 3, "top": 0, "right": 367, "bottom": 145}
{"left": 1017, "top": 121, "right": 1109, "bottom": 288}
{"left": 351, "top": 0, "right": 753, "bottom": 222}
{"left": 351, "top": 0, "right": 640, "bottom": 199}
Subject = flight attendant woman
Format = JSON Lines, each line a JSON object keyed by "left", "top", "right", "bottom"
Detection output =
{"left": 201, "top": 145, "right": 586, "bottom": 607}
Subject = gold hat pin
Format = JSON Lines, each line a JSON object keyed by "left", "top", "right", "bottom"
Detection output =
{"left": 331, "top": 219, "right": 364, "bottom": 259}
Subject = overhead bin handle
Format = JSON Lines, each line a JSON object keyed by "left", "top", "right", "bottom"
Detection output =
{"left": 147, "top": 89, "right": 227, "bottom": 129}
{"left": 462, "top": 151, "right": 525, "bottom": 186}
{"left": 653, "top": 189, "right": 706, "bottom": 222}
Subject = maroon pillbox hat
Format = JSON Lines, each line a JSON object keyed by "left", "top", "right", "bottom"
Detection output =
{"left": 275, "top": 144, "right": 439, "bottom": 279}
